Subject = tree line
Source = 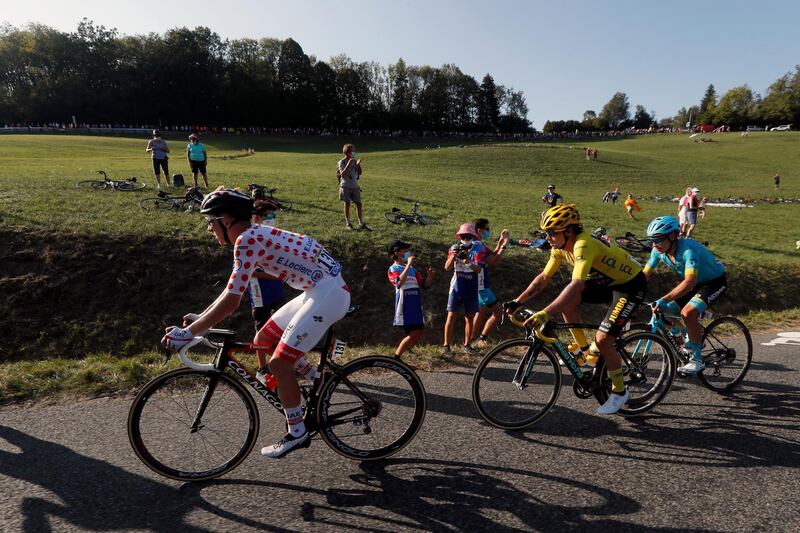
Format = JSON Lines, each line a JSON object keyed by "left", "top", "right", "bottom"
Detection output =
{"left": 0, "top": 20, "right": 531, "bottom": 133}
{"left": 544, "top": 67, "right": 800, "bottom": 133}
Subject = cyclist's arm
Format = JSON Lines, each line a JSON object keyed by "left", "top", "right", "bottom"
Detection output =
{"left": 515, "top": 271, "right": 551, "bottom": 303}
{"left": 661, "top": 247, "right": 699, "bottom": 302}
{"left": 642, "top": 249, "right": 660, "bottom": 280}
{"left": 543, "top": 279, "right": 584, "bottom": 315}
{"left": 186, "top": 292, "right": 242, "bottom": 335}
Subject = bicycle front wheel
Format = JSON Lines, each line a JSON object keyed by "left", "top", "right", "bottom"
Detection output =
{"left": 76, "top": 180, "right": 107, "bottom": 190}
{"left": 128, "top": 368, "right": 259, "bottom": 481}
{"left": 139, "top": 197, "right": 176, "bottom": 211}
{"left": 417, "top": 215, "right": 441, "bottom": 225}
{"left": 596, "top": 331, "right": 676, "bottom": 416}
{"left": 118, "top": 180, "right": 147, "bottom": 191}
{"left": 384, "top": 211, "right": 405, "bottom": 224}
{"left": 698, "top": 316, "right": 752, "bottom": 392}
{"left": 317, "top": 356, "right": 426, "bottom": 460}
{"left": 614, "top": 236, "right": 649, "bottom": 254}
{"left": 273, "top": 197, "right": 292, "bottom": 211}
{"left": 472, "top": 339, "right": 561, "bottom": 430}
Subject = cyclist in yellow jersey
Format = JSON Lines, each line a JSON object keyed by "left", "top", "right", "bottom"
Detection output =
{"left": 504, "top": 204, "right": 648, "bottom": 415}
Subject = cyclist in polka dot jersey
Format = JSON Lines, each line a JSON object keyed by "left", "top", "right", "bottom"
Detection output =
{"left": 162, "top": 188, "right": 350, "bottom": 459}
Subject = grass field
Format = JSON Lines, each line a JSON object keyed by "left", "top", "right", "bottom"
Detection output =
{"left": 1, "top": 131, "right": 799, "bottom": 401}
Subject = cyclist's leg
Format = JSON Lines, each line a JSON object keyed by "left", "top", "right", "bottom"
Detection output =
{"left": 680, "top": 276, "right": 727, "bottom": 366}
{"left": 569, "top": 282, "right": 612, "bottom": 351}
{"left": 254, "top": 294, "right": 304, "bottom": 369}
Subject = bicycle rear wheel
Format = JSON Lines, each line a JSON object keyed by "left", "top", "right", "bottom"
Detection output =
{"left": 139, "top": 197, "right": 176, "bottom": 211}
{"left": 384, "top": 211, "right": 405, "bottom": 224}
{"left": 118, "top": 180, "right": 147, "bottom": 191}
{"left": 614, "top": 236, "right": 649, "bottom": 254}
{"left": 76, "top": 180, "right": 107, "bottom": 190}
{"left": 272, "top": 197, "right": 292, "bottom": 211}
{"left": 698, "top": 316, "right": 752, "bottom": 392}
{"left": 317, "top": 356, "right": 426, "bottom": 460}
{"left": 472, "top": 339, "right": 561, "bottom": 430}
{"left": 595, "top": 331, "right": 675, "bottom": 416}
{"left": 128, "top": 368, "right": 259, "bottom": 481}
{"left": 417, "top": 215, "right": 441, "bottom": 225}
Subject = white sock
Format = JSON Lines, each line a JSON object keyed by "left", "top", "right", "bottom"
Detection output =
{"left": 284, "top": 405, "right": 305, "bottom": 437}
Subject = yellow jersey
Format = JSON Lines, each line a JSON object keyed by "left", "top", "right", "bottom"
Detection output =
{"left": 543, "top": 232, "right": 642, "bottom": 286}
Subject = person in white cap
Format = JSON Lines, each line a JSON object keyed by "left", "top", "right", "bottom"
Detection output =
{"left": 685, "top": 187, "right": 700, "bottom": 238}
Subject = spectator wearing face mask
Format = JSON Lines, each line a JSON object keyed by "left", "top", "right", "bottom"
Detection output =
{"left": 387, "top": 240, "right": 436, "bottom": 359}
{"left": 470, "top": 218, "right": 510, "bottom": 347}
{"left": 442, "top": 223, "right": 485, "bottom": 356}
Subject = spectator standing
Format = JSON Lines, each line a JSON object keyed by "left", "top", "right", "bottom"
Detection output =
{"left": 592, "top": 148, "right": 599, "bottom": 161}
{"left": 186, "top": 134, "right": 209, "bottom": 188}
{"left": 698, "top": 196, "right": 707, "bottom": 220}
{"left": 387, "top": 240, "right": 436, "bottom": 359}
{"left": 610, "top": 186, "right": 621, "bottom": 204}
{"left": 146, "top": 130, "right": 171, "bottom": 191}
{"left": 684, "top": 187, "right": 700, "bottom": 238}
{"left": 678, "top": 187, "right": 691, "bottom": 233}
{"left": 542, "top": 184, "right": 563, "bottom": 208}
{"left": 337, "top": 144, "right": 371, "bottom": 230}
{"left": 624, "top": 194, "right": 641, "bottom": 220}
{"left": 774, "top": 173, "right": 781, "bottom": 190}
{"left": 470, "top": 219, "right": 510, "bottom": 347}
{"left": 443, "top": 223, "right": 484, "bottom": 356}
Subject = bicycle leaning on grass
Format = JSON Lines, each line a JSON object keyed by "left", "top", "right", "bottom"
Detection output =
{"left": 471, "top": 306, "right": 676, "bottom": 430}
{"left": 128, "top": 306, "right": 427, "bottom": 481}
{"left": 76, "top": 170, "right": 147, "bottom": 191}
{"left": 247, "top": 183, "right": 293, "bottom": 211}
{"left": 384, "top": 201, "right": 441, "bottom": 225}
{"left": 625, "top": 304, "right": 752, "bottom": 393}
{"left": 139, "top": 186, "right": 204, "bottom": 212}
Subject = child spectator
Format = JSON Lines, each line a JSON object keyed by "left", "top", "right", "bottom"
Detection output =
{"left": 624, "top": 194, "right": 641, "bottom": 220}
{"left": 541, "top": 184, "right": 563, "bottom": 207}
{"left": 387, "top": 240, "right": 436, "bottom": 359}
{"left": 443, "top": 223, "right": 484, "bottom": 355}
{"left": 470, "top": 219, "right": 510, "bottom": 347}
{"left": 698, "top": 196, "right": 707, "bottom": 220}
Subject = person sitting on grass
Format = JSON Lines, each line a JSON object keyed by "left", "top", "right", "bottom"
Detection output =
{"left": 387, "top": 240, "right": 436, "bottom": 359}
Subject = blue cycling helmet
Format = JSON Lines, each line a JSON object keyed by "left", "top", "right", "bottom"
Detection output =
{"left": 646, "top": 216, "right": 680, "bottom": 239}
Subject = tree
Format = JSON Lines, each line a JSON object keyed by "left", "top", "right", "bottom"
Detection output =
{"left": 598, "top": 92, "right": 630, "bottom": 129}
{"left": 277, "top": 38, "right": 314, "bottom": 126}
{"left": 757, "top": 74, "right": 793, "bottom": 125}
{"left": 633, "top": 105, "right": 653, "bottom": 129}
{"left": 698, "top": 84, "right": 717, "bottom": 125}
{"left": 477, "top": 74, "right": 500, "bottom": 132}
{"left": 714, "top": 85, "right": 757, "bottom": 129}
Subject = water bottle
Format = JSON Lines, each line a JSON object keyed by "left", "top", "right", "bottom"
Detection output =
{"left": 256, "top": 367, "right": 278, "bottom": 392}
{"left": 567, "top": 343, "right": 586, "bottom": 366}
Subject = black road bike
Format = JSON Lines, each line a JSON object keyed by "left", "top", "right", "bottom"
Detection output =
{"left": 76, "top": 170, "right": 146, "bottom": 191}
{"left": 139, "top": 187, "right": 204, "bottom": 212}
{"left": 128, "top": 307, "right": 426, "bottom": 481}
{"left": 472, "top": 308, "right": 676, "bottom": 430}
{"left": 384, "top": 201, "right": 441, "bottom": 225}
{"left": 247, "top": 183, "right": 293, "bottom": 211}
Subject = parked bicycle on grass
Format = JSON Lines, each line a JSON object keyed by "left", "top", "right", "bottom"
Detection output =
{"left": 129, "top": 306, "right": 426, "bottom": 481}
{"left": 75, "top": 170, "right": 146, "bottom": 191}
{"left": 139, "top": 186, "right": 204, "bottom": 212}
{"left": 384, "top": 201, "right": 441, "bottom": 225}
{"left": 247, "top": 183, "right": 293, "bottom": 211}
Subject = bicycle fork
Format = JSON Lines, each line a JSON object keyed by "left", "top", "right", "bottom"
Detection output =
{"left": 190, "top": 372, "right": 222, "bottom": 432}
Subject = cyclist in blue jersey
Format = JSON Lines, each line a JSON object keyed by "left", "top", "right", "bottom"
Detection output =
{"left": 387, "top": 240, "right": 436, "bottom": 358}
{"left": 442, "top": 223, "right": 484, "bottom": 356}
{"left": 644, "top": 216, "right": 727, "bottom": 374}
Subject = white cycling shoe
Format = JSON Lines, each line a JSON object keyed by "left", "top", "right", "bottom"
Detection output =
{"left": 596, "top": 389, "right": 629, "bottom": 415}
{"left": 261, "top": 431, "right": 310, "bottom": 458}
{"left": 678, "top": 359, "right": 705, "bottom": 375}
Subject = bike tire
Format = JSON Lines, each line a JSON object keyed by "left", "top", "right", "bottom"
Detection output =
{"left": 273, "top": 198, "right": 292, "bottom": 212}
{"left": 698, "top": 316, "right": 752, "bottom": 393}
{"left": 417, "top": 215, "right": 441, "bottom": 225}
{"left": 139, "top": 197, "right": 177, "bottom": 211}
{"left": 118, "top": 180, "right": 147, "bottom": 191}
{"left": 384, "top": 211, "right": 405, "bottom": 224}
{"left": 595, "top": 331, "right": 676, "bottom": 416}
{"left": 76, "top": 180, "right": 107, "bottom": 191}
{"left": 317, "top": 356, "right": 426, "bottom": 460}
{"left": 472, "top": 338, "right": 561, "bottom": 430}
{"left": 614, "top": 236, "right": 649, "bottom": 254}
{"left": 128, "top": 368, "right": 259, "bottom": 481}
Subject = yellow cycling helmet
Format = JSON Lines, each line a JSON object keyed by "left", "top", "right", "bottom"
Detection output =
{"left": 540, "top": 204, "right": 580, "bottom": 231}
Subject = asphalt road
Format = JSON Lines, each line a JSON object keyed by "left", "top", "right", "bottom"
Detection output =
{"left": 1, "top": 331, "right": 798, "bottom": 532}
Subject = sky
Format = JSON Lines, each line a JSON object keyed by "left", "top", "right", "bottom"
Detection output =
{"left": 3, "top": 0, "right": 799, "bottom": 128}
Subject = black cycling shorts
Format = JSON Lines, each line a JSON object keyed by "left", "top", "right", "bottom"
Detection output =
{"left": 579, "top": 272, "right": 647, "bottom": 336}
{"left": 675, "top": 274, "right": 727, "bottom": 309}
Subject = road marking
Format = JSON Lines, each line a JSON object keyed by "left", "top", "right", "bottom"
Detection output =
{"left": 761, "top": 332, "right": 800, "bottom": 346}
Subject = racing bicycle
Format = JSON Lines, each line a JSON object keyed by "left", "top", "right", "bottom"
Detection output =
{"left": 247, "top": 183, "right": 293, "bottom": 211}
{"left": 76, "top": 170, "right": 146, "bottom": 191}
{"left": 625, "top": 304, "right": 752, "bottom": 393}
{"left": 472, "top": 307, "right": 676, "bottom": 430}
{"left": 139, "top": 187, "right": 204, "bottom": 212}
{"left": 384, "top": 201, "right": 441, "bottom": 225}
{"left": 613, "top": 231, "right": 711, "bottom": 256}
{"left": 128, "top": 306, "right": 427, "bottom": 481}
